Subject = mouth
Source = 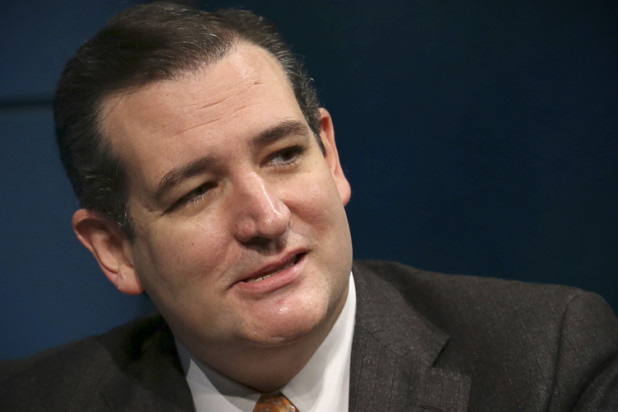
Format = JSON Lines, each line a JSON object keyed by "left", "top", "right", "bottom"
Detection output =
{"left": 242, "top": 253, "right": 305, "bottom": 284}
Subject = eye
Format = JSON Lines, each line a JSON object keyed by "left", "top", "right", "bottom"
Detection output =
{"left": 267, "top": 145, "right": 306, "bottom": 167}
{"left": 170, "top": 182, "right": 216, "bottom": 211}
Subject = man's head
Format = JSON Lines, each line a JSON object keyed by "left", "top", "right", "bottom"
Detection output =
{"left": 60, "top": 2, "right": 353, "bottom": 388}
{"left": 55, "top": 2, "right": 321, "bottom": 235}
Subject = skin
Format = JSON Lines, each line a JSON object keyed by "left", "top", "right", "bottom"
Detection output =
{"left": 73, "top": 42, "right": 353, "bottom": 390}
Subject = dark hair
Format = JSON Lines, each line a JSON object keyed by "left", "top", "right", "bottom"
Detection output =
{"left": 55, "top": 1, "right": 321, "bottom": 236}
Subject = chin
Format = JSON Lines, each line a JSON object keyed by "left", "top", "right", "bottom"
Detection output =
{"left": 244, "top": 300, "right": 331, "bottom": 347}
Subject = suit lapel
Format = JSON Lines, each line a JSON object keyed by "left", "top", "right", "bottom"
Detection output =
{"left": 350, "top": 262, "right": 470, "bottom": 412}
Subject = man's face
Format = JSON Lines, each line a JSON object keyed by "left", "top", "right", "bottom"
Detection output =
{"left": 99, "top": 43, "right": 353, "bottom": 362}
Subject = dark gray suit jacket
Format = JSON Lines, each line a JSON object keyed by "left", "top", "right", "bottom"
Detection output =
{"left": 2, "top": 261, "right": 618, "bottom": 411}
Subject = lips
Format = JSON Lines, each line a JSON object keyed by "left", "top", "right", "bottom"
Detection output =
{"left": 243, "top": 253, "right": 303, "bottom": 283}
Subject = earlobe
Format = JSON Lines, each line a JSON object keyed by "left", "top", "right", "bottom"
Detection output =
{"left": 72, "top": 209, "right": 144, "bottom": 295}
{"left": 318, "top": 108, "right": 352, "bottom": 206}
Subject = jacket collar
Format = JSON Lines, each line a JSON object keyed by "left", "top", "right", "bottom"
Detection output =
{"left": 350, "top": 261, "right": 470, "bottom": 412}
{"left": 98, "top": 317, "right": 195, "bottom": 412}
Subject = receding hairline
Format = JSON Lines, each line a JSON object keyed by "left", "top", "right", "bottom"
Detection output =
{"left": 95, "top": 39, "right": 316, "bottom": 201}
{"left": 95, "top": 38, "right": 300, "bottom": 147}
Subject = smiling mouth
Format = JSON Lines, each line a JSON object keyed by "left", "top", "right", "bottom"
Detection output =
{"left": 243, "top": 253, "right": 304, "bottom": 283}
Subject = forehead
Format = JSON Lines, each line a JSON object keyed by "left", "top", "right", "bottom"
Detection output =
{"left": 98, "top": 42, "right": 304, "bottom": 190}
{"left": 100, "top": 41, "right": 298, "bottom": 139}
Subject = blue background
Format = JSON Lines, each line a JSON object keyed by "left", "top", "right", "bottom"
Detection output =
{"left": 1, "top": 0, "right": 617, "bottom": 360}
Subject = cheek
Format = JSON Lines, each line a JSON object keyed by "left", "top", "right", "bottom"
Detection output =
{"left": 311, "top": 188, "right": 347, "bottom": 228}
{"left": 289, "top": 171, "right": 345, "bottom": 218}
{"left": 132, "top": 217, "right": 229, "bottom": 282}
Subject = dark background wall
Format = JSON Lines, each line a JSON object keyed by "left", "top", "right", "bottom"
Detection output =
{"left": 1, "top": 0, "right": 616, "bottom": 360}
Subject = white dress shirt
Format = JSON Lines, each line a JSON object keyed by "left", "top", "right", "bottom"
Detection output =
{"left": 176, "top": 273, "right": 356, "bottom": 412}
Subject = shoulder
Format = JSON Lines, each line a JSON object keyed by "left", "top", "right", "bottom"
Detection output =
{"left": 353, "top": 260, "right": 618, "bottom": 409}
{"left": 0, "top": 314, "right": 174, "bottom": 410}
{"left": 352, "top": 259, "right": 616, "bottom": 333}
{"left": 1, "top": 314, "right": 171, "bottom": 381}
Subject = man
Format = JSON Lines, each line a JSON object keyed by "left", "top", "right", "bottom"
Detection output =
{"left": 1, "top": 2, "right": 617, "bottom": 411}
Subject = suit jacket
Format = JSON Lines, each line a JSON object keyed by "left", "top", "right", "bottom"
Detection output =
{"left": 2, "top": 260, "right": 618, "bottom": 411}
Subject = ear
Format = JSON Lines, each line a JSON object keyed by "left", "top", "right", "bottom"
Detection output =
{"left": 318, "top": 107, "right": 351, "bottom": 206}
{"left": 72, "top": 209, "right": 143, "bottom": 295}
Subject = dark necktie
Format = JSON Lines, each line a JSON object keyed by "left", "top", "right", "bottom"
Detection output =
{"left": 253, "top": 391, "right": 299, "bottom": 412}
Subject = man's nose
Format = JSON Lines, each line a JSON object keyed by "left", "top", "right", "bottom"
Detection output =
{"left": 231, "top": 173, "right": 290, "bottom": 245}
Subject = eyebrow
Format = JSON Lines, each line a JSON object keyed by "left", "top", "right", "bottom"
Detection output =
{"left": 154, "top": 120, "right": 310, "bottom": 202}
{"left": 250, "top": 120, "right": 310, "bottom": 148}
{"left": 155, "top": 156, "right": 216, "bottom": 202}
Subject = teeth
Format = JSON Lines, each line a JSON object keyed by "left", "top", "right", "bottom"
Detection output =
{"left": 245, "top": 258, "right": 297, "bottom": 283}
{"left": 246, "top": 273, "right": 276, "bottom": 283}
